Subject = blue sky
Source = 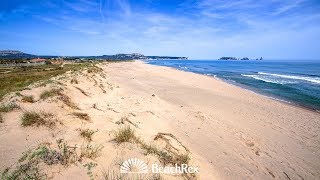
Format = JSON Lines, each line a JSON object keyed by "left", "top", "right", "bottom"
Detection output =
{"left": 0, "top": 0, "right": 320, "bottom": 59}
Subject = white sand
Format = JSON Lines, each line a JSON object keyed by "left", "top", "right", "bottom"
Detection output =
{"left": 0, "top": 61, "right": 319, "bottom": 179}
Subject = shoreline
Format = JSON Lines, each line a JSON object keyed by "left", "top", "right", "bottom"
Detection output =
{"left": 214, "top": 76, "right": 320, "bottom": 113}
{"left": 143, "top": 60, "right": 320, "bottom": 113}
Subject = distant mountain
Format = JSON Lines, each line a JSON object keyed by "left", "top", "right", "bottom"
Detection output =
{"left": 69, "top": 53, "right": 187, "bottom": 60}
{"left": 0, "top": 50, "right": 24, "bottom": 55}
{"left": 146, "top": 55, "right": 188, "bottom": 60}
{"left": 100, "top": 53, "right": 147, "bottom": 60}
{"left": 0, "top": 50, "right": 36, "bottom": 59}
{"left": 0, "top": 50, "right": 188, "bottom": 61}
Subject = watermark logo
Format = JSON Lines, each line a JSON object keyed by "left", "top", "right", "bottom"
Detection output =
{"left": 120, "top": 158, "right": 148, "bottom": 174}
{"left": 120, "top": 158, "right": 199, "bottom": 174}
{"left": 152, "top": 163, "right": 199, "bottom": 174}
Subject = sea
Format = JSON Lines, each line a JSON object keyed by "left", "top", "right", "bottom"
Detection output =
{"left": 146, "top": 60, "right": 320, "bottom": 111}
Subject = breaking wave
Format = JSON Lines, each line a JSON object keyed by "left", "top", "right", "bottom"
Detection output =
{"left": 242, "top": 72, "right": 320, "bottom": 85}
{"left": 258, "top": 72, "right": 320, "bottom": 84}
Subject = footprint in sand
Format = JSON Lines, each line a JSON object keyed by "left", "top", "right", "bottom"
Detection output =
{"left": 244, "top": 139, "right": 261, "bottom": 156}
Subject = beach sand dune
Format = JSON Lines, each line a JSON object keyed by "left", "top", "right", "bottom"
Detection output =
{"left": 0, "top": 61, "right": 319, "bottom": 179}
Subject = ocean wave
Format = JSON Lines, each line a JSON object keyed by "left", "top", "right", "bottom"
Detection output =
{"left": 205, "top": 73, "right": 217, "bottom": 78}
{"left": 178, "top": 65, "right": 188, "bottom": 70}
{"left": 241, "top": 74, "right": 296, "bottom": 84}
{"left": 258, "top": 72, "right": 320, "bottom": 84}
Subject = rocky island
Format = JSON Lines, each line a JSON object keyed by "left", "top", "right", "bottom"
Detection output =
{"left": 219, "top": 57, "right": 263, "bottom": 60}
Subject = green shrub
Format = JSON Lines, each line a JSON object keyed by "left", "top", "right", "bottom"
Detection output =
{"left": 0, "top": 102, "right": 20, "bottom": 112}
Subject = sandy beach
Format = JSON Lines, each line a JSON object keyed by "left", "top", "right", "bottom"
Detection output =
{"left": 1, "top": 61, "right": 319, "bottom": 179}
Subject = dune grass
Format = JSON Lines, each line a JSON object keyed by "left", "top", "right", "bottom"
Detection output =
{"left": 80, "top": 144, "right": 104, "bottom": 160}
{"left": 21, "top": 111, "right": 55, "bottom": 128}
{"left": 1, "top": 137, "right": 105, "bottom": 180}
{"left": 40, "top": 88, "right": 62, "bottom": 100}
{"left": 0, "top": 102, "right": 20, "bottom": 112}
{"left": 72, "top": 112, "right": 90, "bottom": 121}
{"left": 0, "top": 63, "right": 90, "bottom": 100}
{"left": 113, "top": 126, "right": 190, "bottom": 166}
{"left": 58, "top": 93, "right": 79, "bottom": 109}
{"left": 113, "top": 126, "right": 137, "bottom": 144}
{"left": 87, "top": 66, "right": 103, "bottom": 73}
{"left": 1, "top": 139, "right": 84, "bottom": 179}
{"left": 79, "top": 129, "right": 97, "bottom": 141}
{"left": 141, "top": 143, "right": 190, "bottom": 166}
{"left": 0, "top": 102, "right": 20, "bottom": 123}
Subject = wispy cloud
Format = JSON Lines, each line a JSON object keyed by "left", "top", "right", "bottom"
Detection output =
{"left": 114, "top": 0, "right": 131, "bottom": 16}
{"left": 0, "top": 0, "right": 320, "bottom": 59}
{"left": 273, "top": 0, "right": 305, "bottom": 15}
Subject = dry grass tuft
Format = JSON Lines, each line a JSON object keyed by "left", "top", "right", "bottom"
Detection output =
{"left": 21, "top": 95, "right": 35, "bottom": 103}
{"left": 79, "top": 129, "right": 97, "bottom": 141}
{"left": 141, "top": 142, "right": 190, "bottom": 166}
{"left": 70, "top": 78, "right": 79, "bottom": 84}
{"left": 87, "top": 66, "right": 103, "bottom": 74}
{"left": 58, "top": 93, "right": 79, "bottom": 109}
{"left": 0, "top": 102, "right": 20, "bottom": 112}
{"left": 0, "top": 113, "right": 3, "bottom": 123}
{"left": 80, "top": 144, "right": 103, "bottom": 160}
{"left": 113, "top": 126, "right": 137, "bottom": 144}
{"left": 112, "top": 127, "right": 191, "bottom": 167}
{"left": 38, "top": 80, "right": 54, "bottom": 87}
{"left": 55, "top": 139, "right": 79, "bottom": 165}
{"left": 40, "top": 88, "right": 62, "bottom": 100}
{"left": 21, "top": 111, "right": 56, "bottom": 128}
{"left": 40, "top": 88, "right": 78, "bottom": 108}
{"left": 72, "top": 112, "right": 90, "bottom": 121}
{"left": 15, "top": 92, "right": 23, "bottom": 97}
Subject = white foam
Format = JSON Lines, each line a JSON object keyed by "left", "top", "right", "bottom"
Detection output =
{"left": 241, "top": 74, "right": 296, "bottom": 84}
{"left": 178, "top": 65, "right": 188, "bottom": 70}
{"left": 258, "top": 72, "right": 320, "bottom": 84}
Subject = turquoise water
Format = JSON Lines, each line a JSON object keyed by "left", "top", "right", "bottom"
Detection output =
{"left": 146, "top": 60, "right": 320, "bottom": 111}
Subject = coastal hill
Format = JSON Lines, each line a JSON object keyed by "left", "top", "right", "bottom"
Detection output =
{"left": 0, "top": 50, "right": 187, "bottom": 61}
{"left": 0, "top": 50, "right": 36, "bottom": 59}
